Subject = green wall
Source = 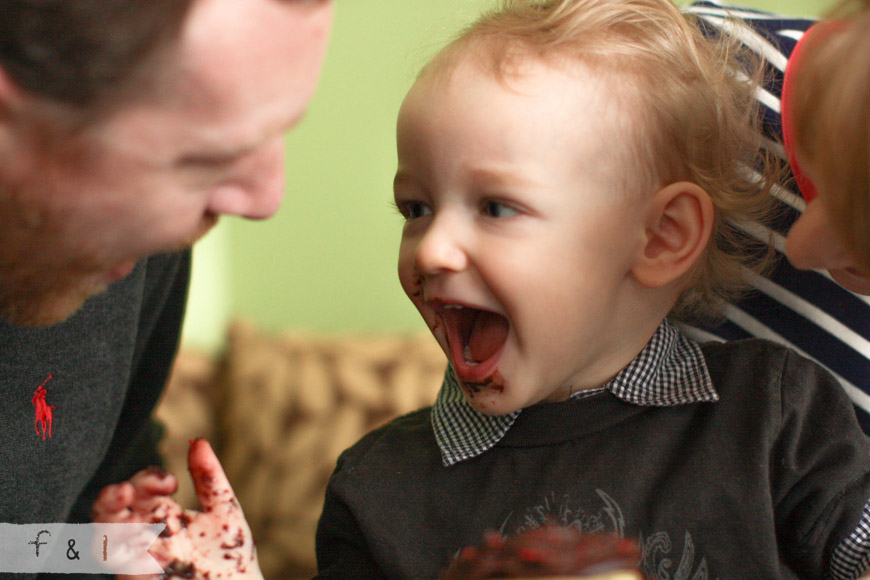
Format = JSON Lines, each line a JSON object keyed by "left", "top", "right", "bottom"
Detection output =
{"left": 184, "top": 0, "right": 831, "bottom": 347}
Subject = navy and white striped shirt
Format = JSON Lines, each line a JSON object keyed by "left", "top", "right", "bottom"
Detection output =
{"left": 683, "top": 1, "right": 870, "bottom": 434}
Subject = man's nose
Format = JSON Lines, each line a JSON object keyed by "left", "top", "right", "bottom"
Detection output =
{"left": 413, "top": 214, "right": 468, "bottom": 275}
{"left": 205, "top": 137, "right": 286, "bottom": 220}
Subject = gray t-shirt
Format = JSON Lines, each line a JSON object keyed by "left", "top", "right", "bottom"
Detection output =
{"left": 0, "top": 251, "right": 189, "bottom": 579}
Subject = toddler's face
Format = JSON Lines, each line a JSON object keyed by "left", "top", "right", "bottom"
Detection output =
{"left": 394, "top": 58, "right": 651, "bottom": 415}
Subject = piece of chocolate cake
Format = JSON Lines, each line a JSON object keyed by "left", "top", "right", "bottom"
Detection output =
{"left": 442, "top": 525, "right": 646, "bottom": 579}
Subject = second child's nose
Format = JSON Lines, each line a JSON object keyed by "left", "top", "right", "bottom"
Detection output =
{"left": 414, "top": 218, "right": 468, "bottom": 275}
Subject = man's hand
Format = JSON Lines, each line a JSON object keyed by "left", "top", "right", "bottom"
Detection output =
{"left": 92, "top": 439, "right": 264, "bottom": 580}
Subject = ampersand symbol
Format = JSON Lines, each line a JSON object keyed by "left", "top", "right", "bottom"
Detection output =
{"left": 66, "top": 539, "right": 80, "bottom": 560}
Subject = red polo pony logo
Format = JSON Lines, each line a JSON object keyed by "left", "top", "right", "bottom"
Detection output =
{"left": 32, "top": 374, "right": 55, "bottom": 440}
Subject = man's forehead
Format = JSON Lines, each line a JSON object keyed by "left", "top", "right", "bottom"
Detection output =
{"left": 88, "top": 0, "right": 332, "bottom": 161}
{"left": 172, "top": 0, "right": 326, "bottom": 100}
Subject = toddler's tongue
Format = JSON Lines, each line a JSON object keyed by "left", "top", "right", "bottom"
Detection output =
{"left": 466, "top": 310, "right": 509, "bottom": 363}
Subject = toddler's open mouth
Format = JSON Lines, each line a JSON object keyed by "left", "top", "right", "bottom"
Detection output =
{"left": 435, "top": 302, "right": 509, "bottom": 383}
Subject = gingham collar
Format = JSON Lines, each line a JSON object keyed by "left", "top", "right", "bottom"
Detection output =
{"left": 431, "top": 319, "right": 717, "bottom": 466}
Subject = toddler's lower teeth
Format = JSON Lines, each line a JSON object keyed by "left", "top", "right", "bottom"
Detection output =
{"left": 463, "top": 345, "right": 478, "bottom": 365}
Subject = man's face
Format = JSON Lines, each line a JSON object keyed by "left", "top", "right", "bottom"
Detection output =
{"left": 395, "top": 59, "right": 649, "bottom": 416}
{"left": 0, "top": 0, "right": 333, "bottom": 326}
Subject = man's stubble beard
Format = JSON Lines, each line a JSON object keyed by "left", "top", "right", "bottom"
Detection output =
{"left": 0, "top": 215, "right": 218, "bottom": 327}
{"left": 0, "top": 267, "right": 110, "bottom": 327}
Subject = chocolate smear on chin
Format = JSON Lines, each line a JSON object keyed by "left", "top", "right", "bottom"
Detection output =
{"left": 461, "top": 371, "right": 504, "bottom": 398}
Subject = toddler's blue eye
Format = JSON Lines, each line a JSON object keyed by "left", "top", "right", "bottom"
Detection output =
{"left": 400, "top": 201, "right": 432, "bottom": 220}
{"left": 483, "top": 201, "right": 518, "bottom": 218}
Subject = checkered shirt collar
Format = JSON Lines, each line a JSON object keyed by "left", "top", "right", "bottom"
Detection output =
{"left": 431, "top": 319, "right": 717, "bottom": 466}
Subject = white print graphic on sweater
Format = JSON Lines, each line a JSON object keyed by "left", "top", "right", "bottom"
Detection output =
{"left": 499, "top": 490, "right": 711, "bottom": 580}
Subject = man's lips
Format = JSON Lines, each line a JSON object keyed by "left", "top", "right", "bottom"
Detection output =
{"left": 103, "top": 217, "right": 220, "bottom": 285}
{"left": 105, "top": 259, "right": 136, "bottom": 283}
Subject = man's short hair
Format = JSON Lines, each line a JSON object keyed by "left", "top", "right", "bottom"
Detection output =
{"left": 0, "top": 0, "right": 192, "bottom": 110}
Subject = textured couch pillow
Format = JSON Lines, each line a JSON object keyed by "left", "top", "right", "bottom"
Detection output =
{"left": 216, "top": 319, "right": 445, "bottom": 578}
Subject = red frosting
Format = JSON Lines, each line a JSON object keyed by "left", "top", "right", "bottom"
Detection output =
{"left": 442, "top": 525, "right": 645, "bottom": 579}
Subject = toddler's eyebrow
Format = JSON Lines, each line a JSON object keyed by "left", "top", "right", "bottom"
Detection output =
{"left": 468, "top": 167, "right": 540, "bottom": 190}
{"left": 393, "top": 167, "right": 540, "bottom": 192}
{"left": 393, "top": 171, "right": 417, "bottom": 191}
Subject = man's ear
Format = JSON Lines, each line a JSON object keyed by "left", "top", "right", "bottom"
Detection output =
{"left": 0, "top": 65, "right": 43, "bottom": 172}
{"left": 631, "top": 181, "right": 714, "bottom": 289}
{"left": 0, "top": 64, "right": 24, "bottom": 121}
{"left": 0, "top": 65, "right": 29, "bottom": 146}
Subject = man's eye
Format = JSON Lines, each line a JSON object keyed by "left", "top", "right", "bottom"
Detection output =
{"left": 178, "top": 150, "right": 243, "bottom": 169}
{"left": 396, "top": 201, "right": 432, "bottom": 220}
{"left": 482, "top": 200, "right": 519, "bottom": 218}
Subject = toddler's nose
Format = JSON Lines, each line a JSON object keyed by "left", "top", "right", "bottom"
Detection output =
{"left": 414, "top": 216, "right": 468, "bottom": 275}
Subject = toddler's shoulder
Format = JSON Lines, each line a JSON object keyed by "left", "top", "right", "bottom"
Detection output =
{"left": 699, "top": 337, "right": 853, "bottom": 414}
{"left": 331, "top": 406, "right": 440, "bottom": 477}
{"left": 700, "top": 336, "right": 796, "bottom": 367}
{"left": 700, "top": 337, "right": 827, "bottom": 378}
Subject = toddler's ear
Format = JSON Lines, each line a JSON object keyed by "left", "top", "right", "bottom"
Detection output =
{"left": 631, "top": 182, "right": 713, "bottom": 289}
